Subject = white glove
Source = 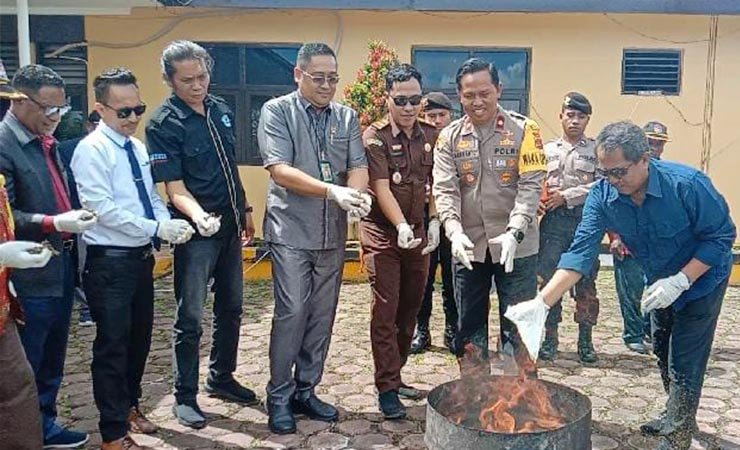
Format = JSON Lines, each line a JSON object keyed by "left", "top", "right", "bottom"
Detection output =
{"left": 0, "top": 241, "right": 53, "bottom": 269}
{"left": 396, "top": 222, "right": 422, "bottom": 249}
{"left": 489, "top": 231, "right": 519, "bottom": 273}
{"left": 421, "top": 218, "right": 441, "bottom": 256}
{"left": 157, "top": 219, "right": 195, "bottom": 244}
{"left": 450, "top": 231, "right": 475, "bottom": 270}
{"left": 194, "top": 212, "right": 221, "bottom": 237}
{"left": 347, "top": 192, "right": 373, "bottom": 222}
{"left": 53, "top": 209, "right": 98, "bottom": 233}
{"left": 642, "top": 271, "right": 691, "bottom": 314}
{"left": 504, "top": 293, "right": 550, "bottom": 362}
{"left": 327, "top": 185, "right": 367, "bottom": 212}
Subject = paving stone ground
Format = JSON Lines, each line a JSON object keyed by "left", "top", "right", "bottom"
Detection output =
{"left": 60, "top": 271, "right": 740, "bottom": 449}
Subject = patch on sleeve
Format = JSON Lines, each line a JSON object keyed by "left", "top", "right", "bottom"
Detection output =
{"left": 149, "top": 153, "right": 169, "bottom": 164}
{"left": 518, "top": 121, "right": 547, "bottom": 174}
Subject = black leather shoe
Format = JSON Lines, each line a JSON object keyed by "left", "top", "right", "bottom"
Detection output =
{"left": 268, "top": 403, "right": 296, "bottom": 435}
{"left": 577, "top": 325, "right": 598, "bottom": 363}
{"left": 291, "top": 394, "right": 339, "bottom": 422}
{"left": 205, "top": 378, "right": 259, "bottom": 405}
{"left": 410, "top": 326, "right": 431, "bottom": 354}
{"left": 378, "top": 390, "right": 406, "bottom": 420}
{"left": 539, "top": 329, "right": 559, "bottom": 361}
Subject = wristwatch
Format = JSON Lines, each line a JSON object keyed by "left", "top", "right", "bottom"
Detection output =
{"left": 507, "top": 227, "right": 525, "bottom": 244}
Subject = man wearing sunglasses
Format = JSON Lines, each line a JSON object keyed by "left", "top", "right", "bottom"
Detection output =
{"left": 0, "top": 64, "right": 98, "bottom": 449}
{"left": 72, "top": 68, "right": 195, "bottom": 450}
{"left": 360, "top": 64, "right": 439, "bottom": 419}
{"left": 507, "top": 121, "right": 735, "bottom": 450}
{"left": 433, "top": 58, "right": 546, "bottom": 377}
{"left": 537, "top": 92, "right": 601, "bottom": 363}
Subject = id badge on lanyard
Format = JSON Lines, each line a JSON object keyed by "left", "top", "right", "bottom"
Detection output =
{"left": 320, "top": 159, "right": 334, "bottom": 183}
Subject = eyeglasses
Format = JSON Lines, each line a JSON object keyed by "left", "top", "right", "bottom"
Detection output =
{"left": 596, "top": 162, "right": 636, "bottom": 180}
{"left": 300, "top": 70, "right": 340, "bottom": 86}
{"left": 103, "top": 102, "right": 147, "bottom": 119}
{"left": 391, "top": 95, "right": 423, "bottom": 107}
{"left": 26, "top": 95, "right": 71, "bottom": 118}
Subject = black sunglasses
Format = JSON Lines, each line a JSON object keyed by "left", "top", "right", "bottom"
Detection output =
{"left": 392, "top": 95, "right": 423, "bottom": 107}
{"left": 103, "top": 102, "right": 147, "bottom": 119}
{"left": 596, "top": 162, "right": 636, "bottom": 180}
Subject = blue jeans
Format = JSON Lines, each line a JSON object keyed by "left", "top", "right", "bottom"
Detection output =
{"left": 172, "top": 234, "right": 244, "bottom": 403}
{"left": 614, "top": 254, "right": 651, "bottom": 344}
{"left": 18, "top": 252, "right": 75, "bottom": 439}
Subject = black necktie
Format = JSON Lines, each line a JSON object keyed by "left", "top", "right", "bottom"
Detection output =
{"left": 124, "top": 140, "right": 161, "bottom": 250}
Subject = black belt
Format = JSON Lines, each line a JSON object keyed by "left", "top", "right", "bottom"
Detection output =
{"left": 87, "top": 245, "right": 153, "bottom": 260}
{"left": 62, "top": 239, "right": 74, "bottom": 250}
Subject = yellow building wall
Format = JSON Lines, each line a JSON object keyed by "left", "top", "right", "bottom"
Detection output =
{"left": 85, "top": 9, "right": 740, "bottom": 238}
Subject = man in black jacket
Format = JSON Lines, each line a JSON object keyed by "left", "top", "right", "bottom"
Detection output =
{"left": 0, "top": 64, "right": 97, "bottom": 449}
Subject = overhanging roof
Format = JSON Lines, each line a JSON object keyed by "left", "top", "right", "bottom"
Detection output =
{"left": 159, "top": 0, "right": 740, "bottom": 15}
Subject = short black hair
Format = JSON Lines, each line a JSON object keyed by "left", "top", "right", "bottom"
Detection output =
{"left": 88, "top": 110, "right": 101, "bottom": 124}
{"left": 385, "top": 63, "right": 422, "bottom": 92}
{"left": 596, "top": 121, "right": 650, "bottom": 163}
{"left": 455, "top": 58, "right": 499, "bottom": 89}
{"left": 161, "top": 40, "right": 214, "bottom": 80}
{"left": 297, "top": 42, "right": 336, "bottom": 69}
{"left": 93, "top": 68, "right": 138, "bottom": 103}
{"left": 12, "top": 64, "right": 65, "bottom": 95}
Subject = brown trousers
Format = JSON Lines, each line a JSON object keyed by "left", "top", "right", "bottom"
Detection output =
{"left": 0, "top": 321, "right": 43, "bottom": 450}
{"left": 361, "top": 221, "right": 429, "bottom": 394}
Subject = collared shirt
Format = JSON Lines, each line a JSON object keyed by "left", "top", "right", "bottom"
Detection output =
{"left": 258, "top": 90, "right": 367, "bottom": 250}
{"left": 559, "top": 159, "right": 736, "bottom": 310}
{"left": 71, "top": 121, "right": 169, "bottom": 247}
{"left": 146, "top": 94, "right": 247, "bottom": 238}
{"left": 543, "top": 136, "right": 598, "bottom": 208}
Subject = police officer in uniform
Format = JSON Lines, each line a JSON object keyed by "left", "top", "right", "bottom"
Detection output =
{"left": 644, "top": 121, "right": 670, "bottom": 159}
{"left": 537, "top": 92, "right": 601, "bottom": 363}
{"left": 146, "top": 41, "right": 256, "bottom": 429}
{"left": 433, "top": 58, "right": 546, "bottom": 376}
{"left": 361, "top": 64, "right": 440, "bottom": 419}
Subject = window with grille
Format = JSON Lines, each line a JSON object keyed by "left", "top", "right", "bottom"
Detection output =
{"left": 622, "top": 49, "right": 682, "bottom": 96}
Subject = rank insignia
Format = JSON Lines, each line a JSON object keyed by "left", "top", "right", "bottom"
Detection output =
{"left": 499, "top": 171, "right": 514, "bottom": 185}
{"left": 495, "top": 115, "right": 505, "bottom": 130}
{"left": 499, "top": 137, "right": 515, "bottom": 146}
{"left": 461, "top": 160, "right": 473, "bottom": 171}
{"left": 456, "top": 139, "right": 472, "bottom": 151}
{"left": 367, "top": 138, "right": 383, "bottom": 147}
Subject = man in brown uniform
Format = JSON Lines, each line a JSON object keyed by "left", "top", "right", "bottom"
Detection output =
{"left": 537, "top": 92, "right": 601, "bottom": 363}
{"left": 361, "top": 64, "right": 439, "bottom": 420}
{"left": 433, "top": 58, "right": 546, "bottom": 376}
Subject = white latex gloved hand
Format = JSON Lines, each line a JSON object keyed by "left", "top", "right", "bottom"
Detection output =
{"left": 194, "top": 212, "right": 221, "bottom": 237}
{"left": 396, "top": 222, "right": 422, "bottom": 249}
{"left": 450, "top": 231, "right": 475, "bottom": 270}
{"left": 327, "top": 185, "right": 366, "bottom": 212}
{"left": 157, "top": 219, "right": 195, "bottom": 244}
{"left": 0, "top": 241, "right": 53, "bottom": 269}
{"left": 53, "top": 209, "right": 98, "bottom": 233}
{"left": 642, "top": 271, "right": 691, "bottom": 314}
{"left": 488, "top": 231, "right": 519, "bottom": 273}
{"left": 348, "top": 192, "right": 373, "bottom": 223}
{"left": 504, "top": 293, "right": 550, "bottom": 362}
{"left": 421, "top": 218, "right": 441, "bottom": 256}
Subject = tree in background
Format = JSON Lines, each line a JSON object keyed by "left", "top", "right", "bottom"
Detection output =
{"left": 343, "top": 40, "right": 399, "bottom": 129}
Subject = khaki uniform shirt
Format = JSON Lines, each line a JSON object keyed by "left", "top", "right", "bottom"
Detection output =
{"left": 363, "top": 116, "right": 439, "bottom": 227}
{"left": 543, "top": 136, "right": 598, "bottom": 208}
{"left": 433, "top": 107, "right": 546, "bottom": 263}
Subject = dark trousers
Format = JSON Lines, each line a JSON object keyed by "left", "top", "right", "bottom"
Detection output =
{"left": 614, "top": 254, "right": 651, "bottom": 344}
{"left": 173, "top": 234, "right": 244, "bottom": 403}
{"left": 267, "top": 243, "right": 344, "bottom": 405}
{"left": 453, "top": 252, "right": 538, "bottom": 376}
{"left": 418, "top": 231, "right": 457, "bottom": 330}
{"left": 362, "top": 221, "right": 429, "bottom": 393}
{"left": 538, "top": 207, "right": 599, "bottom": 330}
{"left": 84, "top": 248, "right": 154, "bottom": 442}
{"left": 652, "top": 280, "right": 726, "bottom": 446}
{"left": 0, "top": 321, "right": 43, "bottom": 450}
{"left": 18, "top": 251, "right": 74, "bottom": 440}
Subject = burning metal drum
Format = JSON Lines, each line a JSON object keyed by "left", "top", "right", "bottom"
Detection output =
{"left": 425, "top": 376, "right": 592, "bottom": 450}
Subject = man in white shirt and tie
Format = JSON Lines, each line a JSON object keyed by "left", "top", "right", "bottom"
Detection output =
{"left": 71, "top": 68, "right": 194, "bottom": 450}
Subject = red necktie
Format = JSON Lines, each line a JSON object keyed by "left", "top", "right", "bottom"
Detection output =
{"left": 39, "top": 135, "right": 72, "bottom": 214}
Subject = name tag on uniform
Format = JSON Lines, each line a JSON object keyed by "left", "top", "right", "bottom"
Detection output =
{"left": 320, "top": 161, "right": 334, "bottom": 183}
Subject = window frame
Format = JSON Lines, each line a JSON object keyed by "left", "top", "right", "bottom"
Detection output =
{"left": 621, "top": 48, "right": 683, "bottom": 96}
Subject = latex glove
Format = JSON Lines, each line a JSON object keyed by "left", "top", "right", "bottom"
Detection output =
{"left": 157, "top": 219, "right": 195, "bottom": 244}
{"left": 421, "top": 218, "right": 441, "bottom": 256}
{"left": 0, "top": 241, "right": 53, "bottom": 269}
{"left": 53, "top": 209, "right": 98, "bottom": 233}
{"left": 450, "top": 231, "right": 475, "bottom": 270}
{"left": 504, "top": 293, "right": 550, "bottom": 361}
{"left": 642, "top": 272, "right": 691, "bottom": 314}
{"left": 194, "top": 212, "right": 221, "bottom": 237}
{"left": 396, "top": 222, "right": 422, "bottom": 249}
{"left": 348, "top": 193, "right": 373, "bottom": 221}
{"left": 327, "top": 185, "right": 366, "bottom": 212}
{"left": 489, "top": 231, "right": 519, "bottom": 273}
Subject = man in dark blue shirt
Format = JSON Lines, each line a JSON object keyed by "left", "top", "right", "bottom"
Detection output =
{"left": 507, "top": 121, "right": 735, "bottom": 450}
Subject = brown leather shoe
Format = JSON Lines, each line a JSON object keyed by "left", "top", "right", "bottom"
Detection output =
{"left": 101, "top": 435, "right": 149, "bottom": 450}
{"left": 128, "top": 406, "right": 158, "bottom": 434}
